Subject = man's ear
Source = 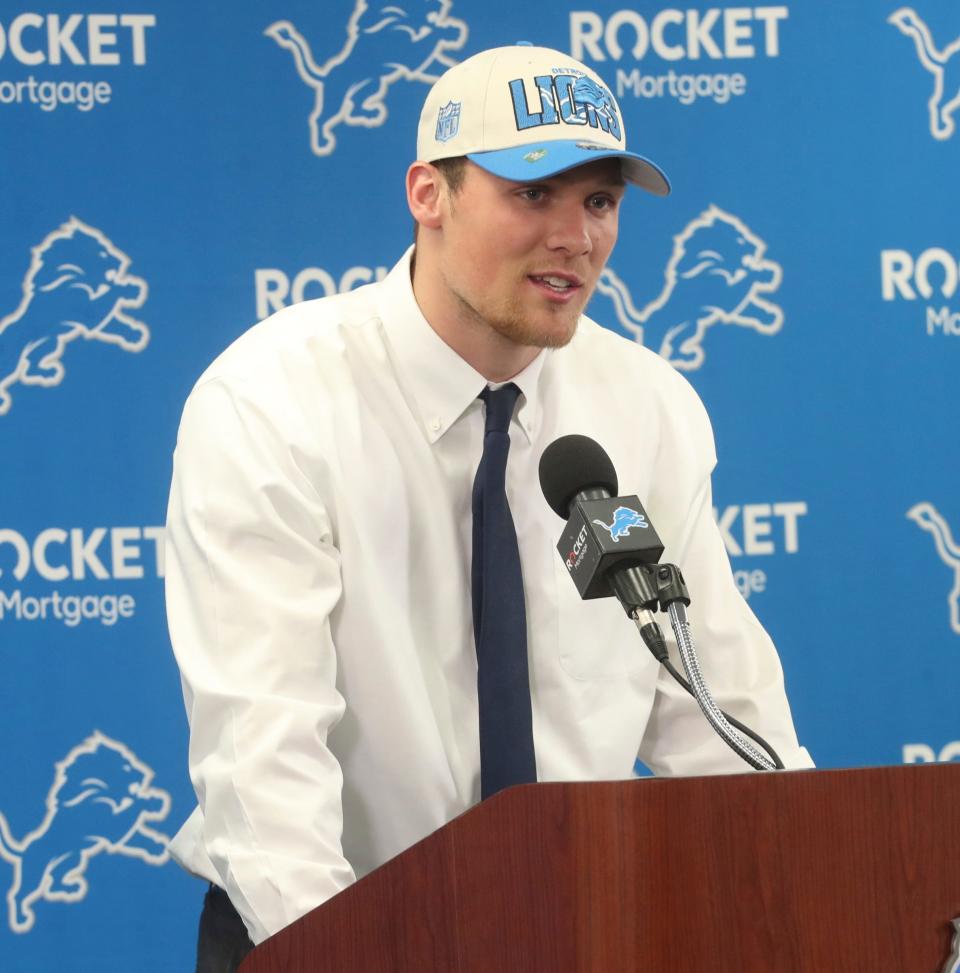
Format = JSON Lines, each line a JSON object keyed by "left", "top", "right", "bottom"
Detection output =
{"left": 406, "top": 162, "right": 445, "bottom": 230}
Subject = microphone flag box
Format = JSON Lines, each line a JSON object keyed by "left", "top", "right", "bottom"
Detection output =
{"left": 558, "top": 496, "right": 665, "bottom": 600}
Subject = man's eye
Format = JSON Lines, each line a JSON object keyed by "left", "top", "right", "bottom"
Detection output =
{"left": 520, "top": 188, "right": 544, "bottom": 201}
{"left": 590, "top": 195, "right": 615, "bottom": 210}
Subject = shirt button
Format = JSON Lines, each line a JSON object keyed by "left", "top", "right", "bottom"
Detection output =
{"left": 430, "top": 417, "right": 441, "bottom": 433}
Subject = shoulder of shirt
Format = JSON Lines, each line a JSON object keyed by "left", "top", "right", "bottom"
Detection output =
{"left": 190, "top": 283, "right": 381, "bottom": 394}
{"left": 570, "top": 314, "right": 708, "bottom": 411}
{"left": 565, "top": 316, "right": 716, "bottom": 461}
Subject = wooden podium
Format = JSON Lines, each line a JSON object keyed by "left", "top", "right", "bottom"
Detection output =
{"left": 240, "top": 764, "right": 960, "bottom": 971}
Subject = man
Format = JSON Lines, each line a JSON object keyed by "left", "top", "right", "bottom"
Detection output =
{"left": 165, "top": 43, "right": 812, "bottom": 970}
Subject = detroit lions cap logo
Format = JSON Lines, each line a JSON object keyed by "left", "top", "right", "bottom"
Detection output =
{"left": 0, "top": 731, "right": 171, "bottom": 933}
{"left": 509, "top": 71, "right": 622, "bottom": 142}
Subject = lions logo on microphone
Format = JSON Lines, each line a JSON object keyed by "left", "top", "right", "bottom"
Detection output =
{"left": 0, "top": 732, "right": 171, "bottom": 933}
{"left": 593, "top": 506, "right": 649, "bottom": 542}
{"left": 594, "top": 206, "right": 783, "bottom": 371}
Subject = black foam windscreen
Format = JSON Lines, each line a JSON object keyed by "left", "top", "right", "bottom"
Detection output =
{"left": 538, "top": 434, "right": 619, "bottom": 519}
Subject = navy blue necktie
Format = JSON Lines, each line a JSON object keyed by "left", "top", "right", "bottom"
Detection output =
{"left": 472, "top": 383, "right": 537, "bottom": 800}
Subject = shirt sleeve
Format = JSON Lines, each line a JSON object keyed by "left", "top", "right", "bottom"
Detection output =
{"left": 636, "top": 381, "right": 814, "bottom": 777}
{"left": 165, "top": 375, "right": 355, "bottom": 945}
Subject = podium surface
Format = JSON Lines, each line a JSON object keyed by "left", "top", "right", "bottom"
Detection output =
{"left": 241, "top": 764, "right": 960, "bottom": 972}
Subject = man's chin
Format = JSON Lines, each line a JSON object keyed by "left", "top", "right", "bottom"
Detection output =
{"left": 499, "top": 317, "right": 579, "bottom": 350}
{"left": 532, "top": 319, "right": 579, "bottom": 349}
{"left": 492, "top": 303, "right": 583, "bottom": 350}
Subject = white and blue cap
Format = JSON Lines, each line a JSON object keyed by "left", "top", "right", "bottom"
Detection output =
{"left": 417, "top": 44, "right": 670, "bottom": 196}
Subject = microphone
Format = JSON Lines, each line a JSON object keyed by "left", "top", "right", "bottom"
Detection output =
{"left": 538, "top": 434, "right": 664, "bottom": 615}
{"left": 540, "top": 434, "right": 784, "bottom": 772}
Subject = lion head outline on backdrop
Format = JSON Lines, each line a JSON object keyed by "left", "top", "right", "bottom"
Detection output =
{"left": 597, "top": 206, "right": 784, "bottom": 370}
{"left": 0, "top": 731, "right": 170, "bottom": 933}
{"left": 0, "top": 218, "right": 149, "bottom": 416}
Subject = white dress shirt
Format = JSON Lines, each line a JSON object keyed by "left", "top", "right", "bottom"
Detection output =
{"left": 165, "top": 247, "right": 812, "bottom": 945}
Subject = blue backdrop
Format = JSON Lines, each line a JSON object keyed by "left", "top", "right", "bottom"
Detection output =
{"left": 1, "top": 1, "right": 958, "bottom": 968}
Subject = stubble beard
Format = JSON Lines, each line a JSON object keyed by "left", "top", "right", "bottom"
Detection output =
{"left": 452, "top": 278, "right": 589, "bottom": 351}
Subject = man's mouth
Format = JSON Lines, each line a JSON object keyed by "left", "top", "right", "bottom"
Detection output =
{"left": 528, "top": 273, "right": 582, "bottom": 293}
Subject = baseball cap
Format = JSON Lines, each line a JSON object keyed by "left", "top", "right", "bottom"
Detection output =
{"left": 416, "top": 44, "right": 670, "bottom": 196}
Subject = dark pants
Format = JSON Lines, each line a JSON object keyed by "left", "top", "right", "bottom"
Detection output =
{"left": 196, "top": 884, "right": 255, "bottom": 973}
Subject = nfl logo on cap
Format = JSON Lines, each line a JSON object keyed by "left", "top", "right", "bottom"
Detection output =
{"left": 436, "top": 101, "right": 461, "bottom": 143}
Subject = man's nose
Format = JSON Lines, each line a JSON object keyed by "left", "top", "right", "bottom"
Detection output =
{"left": 546, "top": 205, "right": 592, "bottom": 255}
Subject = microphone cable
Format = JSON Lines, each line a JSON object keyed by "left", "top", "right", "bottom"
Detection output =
{"left": 633, "top": 607, "right": 784, "bottom": 771}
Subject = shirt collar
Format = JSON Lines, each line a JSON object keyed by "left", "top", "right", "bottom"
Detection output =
{"left": 377, "top": 246, "right": 547, "bottom": 445}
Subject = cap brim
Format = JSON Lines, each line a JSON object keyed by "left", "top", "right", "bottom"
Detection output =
{"left": 467, "top": 142, "right": 670, "bottom": 196}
